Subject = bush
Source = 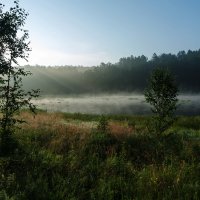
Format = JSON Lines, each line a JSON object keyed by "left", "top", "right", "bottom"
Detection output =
{"left": 97, "top": 115, "right": 109, "bottom": 133}
{"left": 145, "top": 67, "right": 178, "bottom": 134}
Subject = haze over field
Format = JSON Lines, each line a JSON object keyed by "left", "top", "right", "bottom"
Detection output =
{"left": 32, "top": 94, "right": 200, "bottom": 115}
{"left": 23, "top": 50, "right": 200, "bottom": 94}
{"left": 2, "top": 0, "right": 200, "bottom": 115}
{"left": 22, "top": 49, "right": 200, "bottom": 115}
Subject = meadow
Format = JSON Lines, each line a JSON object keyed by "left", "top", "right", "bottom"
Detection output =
{"left": 32, "top": 94, "right": 200, "bottom": 115}
{"left": 0, "top": 1, "right": 200, "bottom": 200}
{"left": 0, "top": 110, "right": 199, "bottom": 199}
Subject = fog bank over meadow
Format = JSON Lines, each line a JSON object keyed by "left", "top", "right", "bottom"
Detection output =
{"left": 32, "top": 93, "right": 200, "bottom": 115}
{"left": 22, "top": 50, "right": 200, "bottom": 115}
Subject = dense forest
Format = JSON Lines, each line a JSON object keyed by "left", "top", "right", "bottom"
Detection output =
{"left": 23, "top": 49, "right": 200, "bottom": 95}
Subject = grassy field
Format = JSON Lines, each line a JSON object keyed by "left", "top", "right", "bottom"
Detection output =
{"left": 0, "top": 111, "right": 199, "bottom": 199}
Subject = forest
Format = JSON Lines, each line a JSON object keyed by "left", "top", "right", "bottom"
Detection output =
{"left": 23, "top": 49, "right": 200, "bottom": 95}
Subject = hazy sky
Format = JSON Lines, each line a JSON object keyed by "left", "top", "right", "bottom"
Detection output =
{"left": 2, "top": 0, "right": 200, "bottom": 66}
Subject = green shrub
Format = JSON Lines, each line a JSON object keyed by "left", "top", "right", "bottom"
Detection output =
{"left": 83, "top": 131, "right": 118, "bottom": 160}
{"left": 97, "top": 115, "right": 109, "bottom": 133}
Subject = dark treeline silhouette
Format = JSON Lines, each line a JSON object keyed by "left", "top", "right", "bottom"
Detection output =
{"left": 23, "top": 49, "right": 200, "bottom": 94}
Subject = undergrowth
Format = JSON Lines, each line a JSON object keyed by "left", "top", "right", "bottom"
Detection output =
{"left": 0, "top": 112, "right": 199, "bottom": 199}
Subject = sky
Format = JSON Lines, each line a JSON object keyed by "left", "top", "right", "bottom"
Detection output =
{"left": 2, "top": 0, "right": 200, "bottom": 66}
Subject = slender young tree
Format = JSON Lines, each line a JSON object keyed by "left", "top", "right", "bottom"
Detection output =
{"left": 0, "top": 1, "right": 39, "bottom": 153}
{"left": 144, "top": 67, "right": 178, "bottom": 135}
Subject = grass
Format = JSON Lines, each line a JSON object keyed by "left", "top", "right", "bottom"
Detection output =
{"left": 0, "top": 111, "right": 199, "bottom": 199}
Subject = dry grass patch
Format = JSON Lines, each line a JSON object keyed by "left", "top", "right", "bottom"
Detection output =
{"left": 19, "top": 111, "right": 63, "bottom": 130}
{"left": 109, "top": 122, "right": 134, "bottom": 138}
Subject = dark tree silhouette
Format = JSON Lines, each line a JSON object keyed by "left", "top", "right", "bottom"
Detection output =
{"left": 19, "top": 49, "right": 200, "bottom": 95}
{"left": 144, "top": 67, "right": 178, "bottom": 135}
{"left": 0, "top": 1, "right": 39, "bottom": 154}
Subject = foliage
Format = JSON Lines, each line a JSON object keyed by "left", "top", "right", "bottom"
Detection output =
{"left": 0, "top": 112, "right": 199, "bottom": 199}
{"left": 21, "top": 49, "right": 200, "bottom": 95}
{"left": 175, "top": 116, "right": 200, "bottom": 130}
{"left": 97, "top": 115, "right": 109, "bottom": 132}
{"left": 0, "top": 1, "right": 39, "bottom": 154}
{"left": 145, "top": 67, "right": 178, "bottom": 134}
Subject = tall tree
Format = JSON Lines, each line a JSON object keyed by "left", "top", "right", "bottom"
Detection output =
{"left": 0, "top": 0, "right": 39, "bottom": 154}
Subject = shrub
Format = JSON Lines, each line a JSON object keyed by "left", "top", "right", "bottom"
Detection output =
{"left": 145, "top": 67, "right": 178, "bottom": 135}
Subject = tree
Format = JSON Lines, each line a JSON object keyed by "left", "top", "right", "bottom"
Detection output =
{"left": 0, "top": 1, "right": 39, "bottom": 154}
{"left": 144, "top": 67, "right": 178, "bottom": 135}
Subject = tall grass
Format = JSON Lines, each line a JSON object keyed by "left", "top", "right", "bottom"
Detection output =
{"left": 0, "top": 111, "right": 199, "bottom": 199}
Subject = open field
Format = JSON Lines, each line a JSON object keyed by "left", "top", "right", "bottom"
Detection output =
{"left": 0, "top": 111, "right": 199, "bottom": 199}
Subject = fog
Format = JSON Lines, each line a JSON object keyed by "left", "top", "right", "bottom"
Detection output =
{"left": 32, "top": 93, "right": 200, "bottom": 115}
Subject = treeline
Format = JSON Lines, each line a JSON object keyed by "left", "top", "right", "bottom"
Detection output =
{"left": 23, "top": 49, "right": 200, "bottom": 94}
